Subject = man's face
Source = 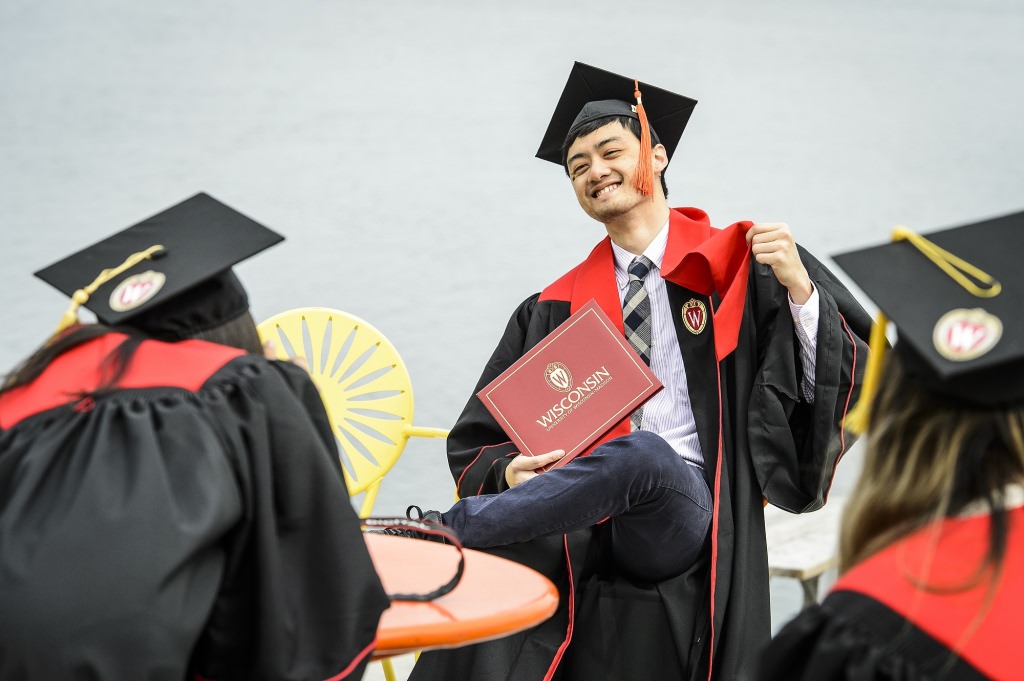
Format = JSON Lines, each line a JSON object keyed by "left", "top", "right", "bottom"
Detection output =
{"left": 565, "top": 120, "right": 647, "bottom": 223}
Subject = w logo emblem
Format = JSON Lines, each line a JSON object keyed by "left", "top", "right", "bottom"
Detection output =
{"left": 682, "top": 299, "right": 707, "bottom": 335}
{"left": 544, "top": 362, "right": 573, "bottom": 393}
{"left": 109, "top": 271, "right": 166, "bottom": 312}
{"left": 933, "top": 308, "right": 1002, "bottom": 361}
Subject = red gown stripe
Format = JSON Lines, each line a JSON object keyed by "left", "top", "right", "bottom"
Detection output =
{"left": 455, "top": 441, "right": 515, "bottom": 496}
{"left": 536, "top": 207, "right": 746, "bottom": 677}
{"left": 826, "top": 313, "right": 860, "bottom": 498}
{"left": 833, "top": 507, "right": 1024, "bottom": 679}
{"left": 323, "top": 636, "right": 379, "bottom": 680}
{"left": 543, "top": 535, "right": 578, "bottom": 681}
{"left": 705, "top": 303, "right": 725, "bottom": 681}
{"left": 0, "top": 333, "right": 244, "bottom": 429}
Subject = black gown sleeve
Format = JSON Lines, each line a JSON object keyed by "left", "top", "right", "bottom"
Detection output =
{"left": 269, "top": 358, "right": 338, "bottom": 465}
{"left": 747, "top": 248, "right": 873, "bottom": 512}
{"left": 761, "top": 592, "right": 986, "bottom": 681}
{"left": 189, "top": 356, "right": 390, "bottom": 681}
{"left": 762, "top": 603, "right": 906, "bottom": 681}
{"left": 447, "top": 295, "right": 541, "bottom": 499}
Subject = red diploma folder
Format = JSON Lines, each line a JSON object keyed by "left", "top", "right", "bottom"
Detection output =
{"left": 477, "top": 299, "right": 663, "bottom": 470}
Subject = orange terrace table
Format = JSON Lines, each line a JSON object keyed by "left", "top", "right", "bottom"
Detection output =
{"left": 364, "top": 533, "right": 559, "bottom": 658}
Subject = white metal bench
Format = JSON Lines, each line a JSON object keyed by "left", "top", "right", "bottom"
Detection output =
{"left": 764, "top": 496, "right": 847, "bottom": 608}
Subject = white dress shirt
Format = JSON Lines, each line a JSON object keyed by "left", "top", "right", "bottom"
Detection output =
{"left": 611, "top": 222, "right": 820, "bottom": 468}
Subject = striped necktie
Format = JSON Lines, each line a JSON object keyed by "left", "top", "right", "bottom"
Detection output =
{"left": 623, "top": 255, "right": 654, "bottom": 430}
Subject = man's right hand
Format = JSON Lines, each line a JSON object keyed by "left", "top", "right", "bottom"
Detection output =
{"left": 505, "top": 450, "right": 566, "bottom": 488}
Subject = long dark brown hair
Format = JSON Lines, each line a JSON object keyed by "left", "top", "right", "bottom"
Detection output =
{"left": 840, "top": 354, "right": 1024, "bottom": 578}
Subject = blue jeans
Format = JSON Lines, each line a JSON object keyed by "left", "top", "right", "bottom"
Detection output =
{"left": 442, "top": 431, "right": 712, "bottom": 582}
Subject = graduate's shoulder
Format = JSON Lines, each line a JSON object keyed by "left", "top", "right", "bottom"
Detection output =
{"left": 538, "top": 265, "right": 579, "bottom": 304}
{"left": 1, "top": 334, "right": 257, "bottom": 428}
{"left": 130, "top": 337, "right": 249, "bottom": 389}
{"left": 504, "top": 291, "right": 572, "bottom": 333}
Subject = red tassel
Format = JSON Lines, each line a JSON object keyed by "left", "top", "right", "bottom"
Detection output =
{"left": 632, "top": 80, "right": 654, "bottom": 198}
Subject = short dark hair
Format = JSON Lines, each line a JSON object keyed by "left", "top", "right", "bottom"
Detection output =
{"left": 561, "top": 115, "right": 669, "bottom": 198}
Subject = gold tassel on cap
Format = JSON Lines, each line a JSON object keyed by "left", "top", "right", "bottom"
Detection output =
{"left": 843, "top": 226, "right": 1001, "bottom": 435}
{"left": 631, "top": 80, "right": 654, "bottom": 198}
{"left": 54, "top": 245, "right": 165, "bottom": 334}
{"left": 892, "top": 226, "right": 1001, "bottom": 298}
{"left": 844, "top": 311, "right": 889, "bottom": 436}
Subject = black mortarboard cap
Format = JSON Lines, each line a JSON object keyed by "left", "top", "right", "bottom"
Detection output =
{"left": 34, "top": 192, "right": 283, "bottom": 340}
{"left": 536, "top": 61, "right": 698, "bottom": 167}
{"left": 833, "top": 210, "right": 1024, "bottom": 407}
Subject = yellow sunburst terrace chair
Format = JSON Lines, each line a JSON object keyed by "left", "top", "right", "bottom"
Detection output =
{"left": 258, "top": 307, "right": 448, "bottom": 681}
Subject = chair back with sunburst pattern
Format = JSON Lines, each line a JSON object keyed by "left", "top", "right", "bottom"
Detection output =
{"left": 257, "top": 307, "right": 448, "bottom": 517}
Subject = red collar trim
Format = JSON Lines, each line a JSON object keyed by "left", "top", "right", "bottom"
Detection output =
{"left": 541, "top": 207, "right": 752, "bottom": 361}
{"left": 833, "top": 509, "right": 1024, "bottom": 678}
{"left": 661, "top": 214, "right": 753, "bottom": 361}
{"left": 0, "top": 333, "right": 244, "bottom": 428}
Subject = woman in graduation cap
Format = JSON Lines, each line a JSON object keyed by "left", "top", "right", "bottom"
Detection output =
{"left": 761, "top": 213, "right": 1024, "bottom": 681}
{"left": 0, "top": 193, "right": 390, "bottom": 681}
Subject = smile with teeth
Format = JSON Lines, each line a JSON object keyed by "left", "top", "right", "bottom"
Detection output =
{"left": 593, "top": 183, "right": 620, "bottom": 198}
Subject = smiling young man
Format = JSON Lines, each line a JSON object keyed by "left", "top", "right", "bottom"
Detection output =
{"left": 409, "top": 63, "right": 872, "bottom": 681}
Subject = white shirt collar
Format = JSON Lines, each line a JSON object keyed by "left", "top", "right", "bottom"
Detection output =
{"left": 611, "top": 220, "right": 670, "bottom": 289}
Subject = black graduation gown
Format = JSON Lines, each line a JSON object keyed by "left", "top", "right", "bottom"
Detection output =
{"left": 761, "top": 505, "right": 1024, "bottom": 680}
{"left": 0, "top": 332, "right": 390, "bottom": 681}
{"left": 410, "top": 207, "right": 872, "bottom": 681}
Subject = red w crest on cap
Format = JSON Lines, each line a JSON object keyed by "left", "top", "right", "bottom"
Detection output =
{"left": 109, "top": 271, "right": 166, "bottom": 312}
{"left": 933, "top": 308, "right": 1002, "bottom": 361}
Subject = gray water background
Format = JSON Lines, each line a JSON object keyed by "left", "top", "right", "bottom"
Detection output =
{"left": 3, "top": 0, "right": 1023, "bottom": 636}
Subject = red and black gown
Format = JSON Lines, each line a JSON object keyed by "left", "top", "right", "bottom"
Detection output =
{"left": 0, "top": 332, "right": 390, "bottom": 681}
{"left": 763, "top": 504, "right": 1024, "bottom": 680}
{"left": 410, "top": 207, "right": 872, "bottom": 681}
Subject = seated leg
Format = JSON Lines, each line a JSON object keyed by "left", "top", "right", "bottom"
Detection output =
{"left": 442, "top": 432, "right": 712, "bottom": 581}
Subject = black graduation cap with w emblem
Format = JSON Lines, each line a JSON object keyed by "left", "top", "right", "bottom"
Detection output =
{"left": 34, "top": 192, "right": 283, "bottom": 340}
{"left": 833, "top": 210, "right": 1024, "bottom": 406}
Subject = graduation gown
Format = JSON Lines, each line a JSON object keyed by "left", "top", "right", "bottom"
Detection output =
{"left": 411, "top": 207, "right": 871, "bottom": 681}
{"left": 762, "top": 505, "right": 1024, "bottom": 680}
{"left": 0, "top": 332, "right": 390, "bottom": 681}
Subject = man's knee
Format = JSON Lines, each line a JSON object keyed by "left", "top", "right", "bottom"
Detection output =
{"left": 629, "top": 431, "right": 679, "bottom": 462}
{"left": 600, "top": 431, "right": 679, "bottom": 474}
